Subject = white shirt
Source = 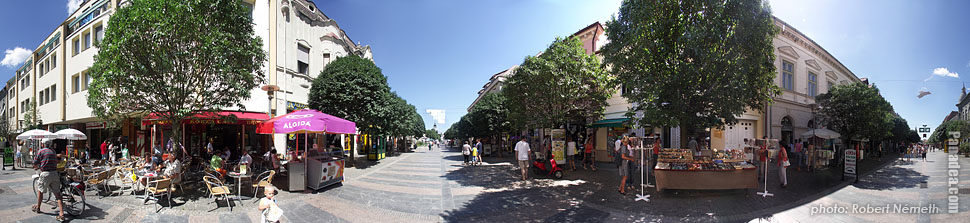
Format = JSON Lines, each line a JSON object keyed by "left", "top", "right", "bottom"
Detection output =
{"left": 240, "top": 154, "right": 252, "bottom": 165}
{"left": 514, "top": 141, "right": 531, "bottom": 161}
{"left": 566, "top": 142, "right": 577, "bottom": 155}
{"left": 462, "top": 144, "right": 471, "bottom": 155}
{"left": 614, "top": 139, "right": 622, "bottom": 152}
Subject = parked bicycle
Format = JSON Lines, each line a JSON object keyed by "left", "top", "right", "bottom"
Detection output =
{"left": 32, "top": 169, "right": 86, "bottom": 216}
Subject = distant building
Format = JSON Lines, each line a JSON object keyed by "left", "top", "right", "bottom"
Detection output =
{"left": 956, "top": 84, "right": 970, "bottom": 121}
{"left": 467, "top": 66, "right": 516, "bottom": 112}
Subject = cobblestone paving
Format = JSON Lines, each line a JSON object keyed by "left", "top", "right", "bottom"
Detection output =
{"left": 3, "top": 145, "right": 961, "bottom": 222}
{"left": 752, "top": 151, "right": 970, "bottom": 223}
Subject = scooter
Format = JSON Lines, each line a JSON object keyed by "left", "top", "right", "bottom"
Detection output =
{"left": 532, "top": 152, "right": 564, "bottom": 179}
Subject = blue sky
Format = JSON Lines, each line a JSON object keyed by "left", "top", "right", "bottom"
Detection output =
{"left": 1, "top": 0, "right": 966, "bottom": 136}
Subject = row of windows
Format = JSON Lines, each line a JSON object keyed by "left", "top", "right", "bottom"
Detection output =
{"left": 39, "top": 85, "right": 57, "bottom": 106}
{"left": 72, "top": 71, "right": 93, "bottom": 93}
{"left": 73, "top": 24, "right": 104, "bottom": 57}
{"left": 781, "top": 60, "right": 838, "bottom": 98}
{"left": 39, "top": 53, "right": 57, "bottom": 77}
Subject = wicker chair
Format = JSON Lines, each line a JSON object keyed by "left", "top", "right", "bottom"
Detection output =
{"left": 251, "top": 170, "right": 276, "bottom": 197}
{"left": 202, "top": 176, "right": 233, "bottom": 212}
{"left": 144, "top": 178, "right": 173, "bottom": 212}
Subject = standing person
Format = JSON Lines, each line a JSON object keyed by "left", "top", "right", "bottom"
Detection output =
{"left": 778, "top": 145, "right": 789, "bottom": 188}
{"left": 757, "top": 139, "right": 768, "bottom": 181}
{"left": 15, "top": 145, "right": 22, "bottom": 168}
{"left": 475, "top": 139, "right": 484, "bottom": 165}
{"left": 32, "top": 140, "right": 65, "bottom": 221}
{"left": 793, "top": 139, "right": 803, "bottom": 171}
{"left": 650, "top": 133, "right": 662, "bottom": 185}
{"left": 100, "top": 139, "right": 109, "bottom": 161}
{"left": 461, "top": 141, "right": 471, "bottom": 165}
{"left": 566, "top": 137, "right": 577, "bottom": 171}
{"left": 687, "top": 136, "right": 699, "bottom": 153}
{"left": 618, "top": 137, "right": 635, "bottom": 195}
{"left": 470, "top": 142, "right": 479, "bottom": 166}
{"left": 514, "top": 137, "right": 531, "bottom": 180}
{"left": 921, "top": 146, "right": 927, "bottom": 161}
{"left": 614, "top": 136, "right": 622, "bottom": 168}
{"left": 109, "top": 141, "right": 119, "bottom": 164}
{"left": 258, "top": 185, "right": 283, "bottom": 223}
{"left": 206, "top": 138, "right": 215, "bottom": 159}
{"left": 582, "top": 136, "right": 595, "bottom": 171}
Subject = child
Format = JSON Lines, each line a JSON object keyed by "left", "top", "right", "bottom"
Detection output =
{"left": 471, "top": 145, "right": 479, "bottom": 165}
{"left": 259, "top": 185, "right": 283, "bottom": 223}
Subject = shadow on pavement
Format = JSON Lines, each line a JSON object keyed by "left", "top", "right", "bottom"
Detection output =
{"left": 852, "top": 161, "right": 928, "bottom": 191}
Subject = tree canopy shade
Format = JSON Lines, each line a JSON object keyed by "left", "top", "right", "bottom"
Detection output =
{"left": 816, "top": 83, "right": 893, "bottom": 143}
{"left": 469, "top": 92, "right": 510, "bottom": 138}
{"left": 503, "top": 36, "right": 614, "bottom": 129}
{"left": 929, "top": 120, "right": 969, "bottom": 145}
{"left": 425, "top": 129, "right": 441, "bottom": 140}
{"left": 88, "top": 0, "right": 265, "bottom": 145}
{"left": 600, "top": 0, "right": 780, "bottom": 138}
{"left": 309, "top": 55, "right": 390, "bottom": 135}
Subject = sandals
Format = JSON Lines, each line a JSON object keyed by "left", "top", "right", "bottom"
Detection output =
{"left": 31, "top": 205, "right": 40, "bottom": 213}
{"left": 56, "top": 215, "right": 65, "bottom": 222}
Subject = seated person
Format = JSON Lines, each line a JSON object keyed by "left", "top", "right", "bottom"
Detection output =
{"left": 210, "top": 151, "right": 226, "bottom": 177}
{"left": 240, "top": 149, "right": 253, "bottom": 166}
{"left": 157, "top": 154, "right": 181, "bottom": 181}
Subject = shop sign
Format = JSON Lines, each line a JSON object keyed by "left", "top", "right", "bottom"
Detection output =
{"left": 86, "top": 122, "right": 107, "bottom": 129}
{"left": 844, "top": 149, "right": 856, "bottom": 178}
{"left": 287, "top": 101, "right": 308, "bottom": 111}
{"left": 552, "top": 129, "right": 566, "bottom": 164}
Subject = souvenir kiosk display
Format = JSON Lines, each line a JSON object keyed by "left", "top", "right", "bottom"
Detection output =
{"left": 653, "top": 138, "right": 758, "bottom": 191}
{"left": 256, "top": 109, "right": 355, "bottom": 192}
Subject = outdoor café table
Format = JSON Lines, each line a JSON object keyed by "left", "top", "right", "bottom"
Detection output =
{"left": 228, "top": 171, "right": 253, "bottom": 202}
{"left": 134, "top": 170, "right": 159, "bottom": 199}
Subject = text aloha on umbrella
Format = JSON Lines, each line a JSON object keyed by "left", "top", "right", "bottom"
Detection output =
{"left": 16, "top": 129, "right": 58, "bottom": 140}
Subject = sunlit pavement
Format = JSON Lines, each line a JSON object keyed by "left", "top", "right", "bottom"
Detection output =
{"left": 750, "top": 151, "right": 970, "bottom": 223}
{"left": 3, "top": 147, "right": 966, "bottom": 222}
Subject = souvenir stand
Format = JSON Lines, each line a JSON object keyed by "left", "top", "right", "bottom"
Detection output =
{"left": 256, "top": 109, "right": 356, "bottom": 191}
{"left": 653, "top": 138, "right": 759, "bottom": 191}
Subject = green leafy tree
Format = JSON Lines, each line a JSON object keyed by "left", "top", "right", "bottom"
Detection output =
{"left": 469, "top": 93, "right": 510, "bottom": 138}
{"left": 504, "top": 36, "right": 613, "bottom": 130}
{"left": 88, "top": 0, "right": 265, "bottom": 148}
{"left": 929, "top": 120, "right": 969, "bottom": 145}
{"left": 22, "top": 99, "right": 40, "bottom": 130}
{"left": 816, "top": 83, "right": 893, "bottom": 145}
{"left": 309, "top": 55, "right": 390, "bottom": 135}
{"left": 601, "top": 0, "right": 780, "bottom": 145}
{"left": 425, "top": 129, "right": 441, "bottom": 140}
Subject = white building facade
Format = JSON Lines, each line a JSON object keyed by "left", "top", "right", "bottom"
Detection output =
{"left": 5, "top": 0, "right": 372, "bottom": 155}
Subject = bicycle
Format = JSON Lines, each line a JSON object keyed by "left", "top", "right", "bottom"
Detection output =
{"left": 32, "top": 170, "right": 86, "bottom": 216}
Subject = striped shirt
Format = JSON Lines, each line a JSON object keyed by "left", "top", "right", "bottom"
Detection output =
{"left": 33, "top": 148, "right": 58, "bottom": 171}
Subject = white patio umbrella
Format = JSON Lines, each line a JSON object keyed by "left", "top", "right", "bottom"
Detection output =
{"left": 800, "top": 128, "right": 841, "bottom": 139}
{"left": 16, "top": 129, "right": 58, "bottom": 140}
{"left": 55, "top": 128, "right": 87, "bottom": 140}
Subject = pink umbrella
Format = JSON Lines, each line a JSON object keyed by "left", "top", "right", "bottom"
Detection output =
{"left": 256, "top": 109, "right": 357, "bottom": 162}
{"left": 256, "top": 109, "right": 356, "bottom": 134}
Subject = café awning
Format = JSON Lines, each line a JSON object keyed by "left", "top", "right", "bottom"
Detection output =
{"left": 589, "top": 118, "right": 630, "bottom": 128}
{"left": 141, "top": 111, "right": 269, "bottom": 126}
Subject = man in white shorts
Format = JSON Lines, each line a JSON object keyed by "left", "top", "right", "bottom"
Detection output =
{"left": 514, "top": 137, "right": 531, "bottom": 181}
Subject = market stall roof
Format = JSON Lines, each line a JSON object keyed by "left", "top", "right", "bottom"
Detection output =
{"left": 255, "top": 109, "right": 356, "bottom": 134}
{"left": 141, "top": 111, "right": 269, "bottom": 125}
{"left": 589, "top": 118, "right": 630, "bottom": 128}
{"left": 800, "top": 128, "right": 841, "bottom": 139}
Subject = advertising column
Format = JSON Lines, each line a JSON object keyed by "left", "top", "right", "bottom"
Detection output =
{"left": 552, "top": 129, "right": 565, "bottom": 164}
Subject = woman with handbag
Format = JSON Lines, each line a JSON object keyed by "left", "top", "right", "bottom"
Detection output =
{"left": 778, "top": 145, "right": 790, "bottom": 188}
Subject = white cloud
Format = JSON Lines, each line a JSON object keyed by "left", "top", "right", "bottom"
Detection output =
{"left": 0, "top": 47, "right": 31, "bottom": 68}
{"left": 426, "top": 109, "right": 446, "bottom": 124}
{"left": 67, "top": 0, "right": 82, "bottom": 15}
{"left": 932, "top": 67, "right": 959, "bottom": 78}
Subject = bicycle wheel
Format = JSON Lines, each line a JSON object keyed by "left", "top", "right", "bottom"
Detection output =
{"left": 65, "top": 186, "right": 86, "bottom": 216}
{"left": 32, "top": 177, "right": 52, "bottom": 203}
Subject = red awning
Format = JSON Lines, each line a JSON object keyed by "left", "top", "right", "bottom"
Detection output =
{"left": 141, "top": 111, "right": 270, "bottom": 126}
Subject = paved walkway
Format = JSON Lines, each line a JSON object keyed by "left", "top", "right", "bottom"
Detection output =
{"left": 2, "top": 146, "right": 966, "bottom": 222}
{"left": 749, "top": 150, "right": 970, "bottom": 223}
